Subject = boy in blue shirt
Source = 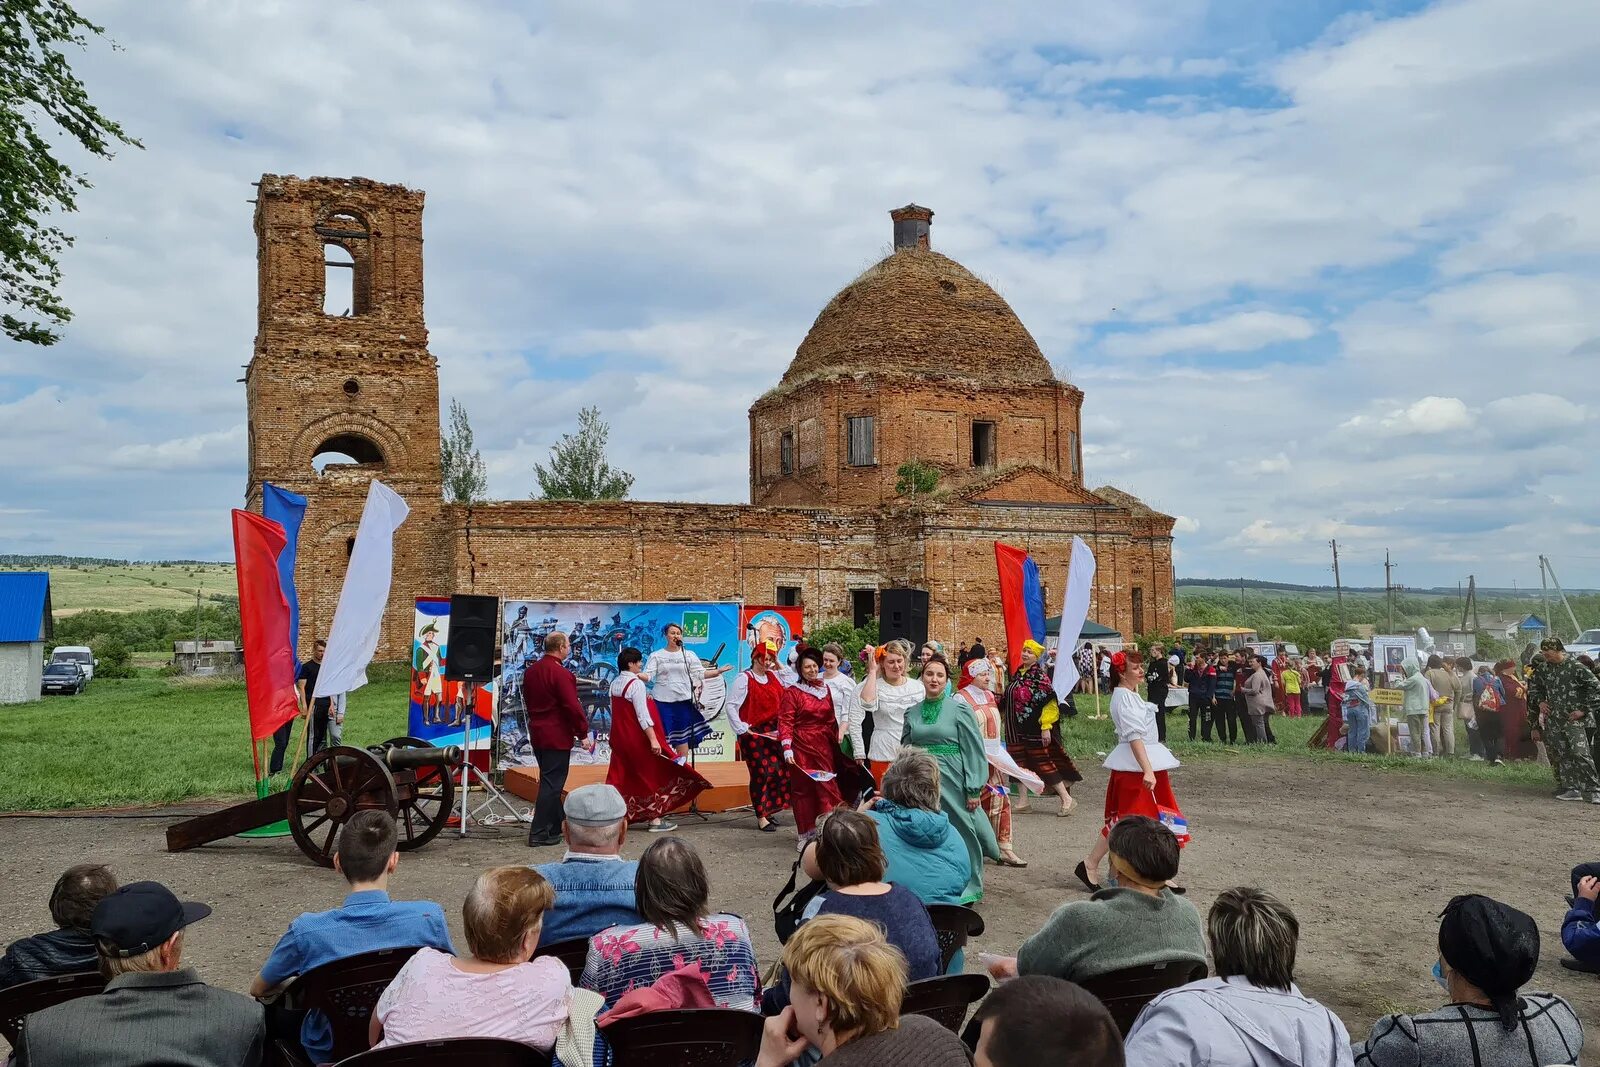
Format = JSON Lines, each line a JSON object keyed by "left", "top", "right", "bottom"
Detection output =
{"left": 1563, "top": 870, "right": 1600, "bottom": 972}
{"left": 251, "top": 809, "right": 453, "bottom": 1064}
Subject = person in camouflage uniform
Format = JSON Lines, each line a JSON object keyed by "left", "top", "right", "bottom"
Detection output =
{"left": 1526, "top": 637, "right": 1600, "bottom": 803}
{"left": 1527, "top": 655, "right": 1562, "bottom": 789}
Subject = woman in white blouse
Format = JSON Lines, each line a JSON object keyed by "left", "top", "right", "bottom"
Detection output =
{"left": 1075, "top": 648, "right": 1185, "bottom": 893}
{"left": 821, "top": 643, "right": 864, "bottom": 760}
{"left": 857, "top": 639, "right": 922, "bottom": 787}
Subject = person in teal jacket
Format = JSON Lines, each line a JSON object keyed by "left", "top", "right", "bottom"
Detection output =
{"left": 867, "top": 747, "right": 972, "bottom": 971}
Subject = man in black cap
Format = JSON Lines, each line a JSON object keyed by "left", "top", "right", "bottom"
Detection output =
{"left": 13, "top": 881, "right": 263, "bottom": 1067}
{"left": 1527, "top": 636, "right": 1600, "bottom": 804}
{"left": 1354, "top": 894, "right": 1583, "bottom": 1067}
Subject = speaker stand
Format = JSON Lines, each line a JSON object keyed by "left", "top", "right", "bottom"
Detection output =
{"left": 455, "top": 689, "right": 528, "bottom": 833}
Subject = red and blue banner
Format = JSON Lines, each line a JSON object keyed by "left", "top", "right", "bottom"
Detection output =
{"left": 261, "top": 482, "right": 307, "bottom": 662}
{"left": 995, "top": 541, "right": 1047, "bottom": 671}
{"left": 233, "top": 510, "right": 301, "bottom": 752}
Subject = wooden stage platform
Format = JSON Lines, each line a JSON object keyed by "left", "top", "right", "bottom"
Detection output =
{"left": 504, "top": 760, "right": 753, "bottom": 813}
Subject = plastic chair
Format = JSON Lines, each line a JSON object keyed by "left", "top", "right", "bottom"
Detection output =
{"left": 532, "top": 936, "right": 589, "bottom": 985}
{"left": 334, "top": 1036, "right": 550, "bottom": 1066}
{"left": 924, "top": 904, "right": 985, "bottom": 974}
{"left": 1080, "top": 960, "right": 1208, "bottom": 1035}
{"left": 279, "top": 946, "right": 424, "bottom": 1065}
{"left": 0, "top": 971, "right": 106, "bottom": 1045}
{"left": 900, "top": 973, "right": 991, "bottom": 1033}
{"left": 602, "top": 1007, "right": 764, "bottom": 1067}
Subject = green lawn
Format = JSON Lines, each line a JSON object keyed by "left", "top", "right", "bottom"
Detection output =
{"left": 0, "top": 675, "right": 1555, "bottom": 811}
{"left": 0, "top": 675, "right": 410, "bottom": 811}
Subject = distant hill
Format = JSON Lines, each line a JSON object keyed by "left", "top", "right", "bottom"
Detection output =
{"left": 0, "top": 561, "right": 236, "bottom": 615}
{"left": 1176, "top": 578, "right": 1588, "bottom": 597}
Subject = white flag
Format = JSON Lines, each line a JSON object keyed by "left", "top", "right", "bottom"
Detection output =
{"left": 1051, "top": 536, "right": 1096, "bottom": 697}
{"left": 315, "top": 481, "right": 409, "bottom": 697}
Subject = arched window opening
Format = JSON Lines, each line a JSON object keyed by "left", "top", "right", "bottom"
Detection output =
{"left": 312, "top": 432, "right": 385, "bottom": 472}
{"left": 323, "top": 243, "right": 355, "bottom": 316}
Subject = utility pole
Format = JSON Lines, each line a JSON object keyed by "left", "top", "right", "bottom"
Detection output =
{"left": 1541, "top": 555, "right": 1584, "bottom": 639}
{"left": 194, "top": 586, "right": 203, "bottom": 647}
{"left": 1239, "top": 578, "right": 1246, "bottom": 618}
{"left": 1384, "top": 550, "right": 1395, "bottom": 633}
{"left": 1330, "top": 540, "right": 1345, "bottom": 633}
{"left": 1539, "top": 557, "right": 1553, "bottom": 642}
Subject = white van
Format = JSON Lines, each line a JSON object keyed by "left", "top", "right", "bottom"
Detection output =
{"left": 49, "top": 645, "right": 97, "bottom": 681}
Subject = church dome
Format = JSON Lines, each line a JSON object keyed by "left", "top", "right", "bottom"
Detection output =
{"left": 779, "top": 205, "right": 1056, "bottom": 389}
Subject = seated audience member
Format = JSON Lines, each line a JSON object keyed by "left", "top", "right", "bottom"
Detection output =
{"left": 754, "top": 915, "right": 969, "bottom": 1067}
{"left": 371, "top": 866, "right": 570, "bottom": 1051}
{"left": 1564, "top": 869, "right": 1600, "bottom": 971}
{"left": 533, "top": 783, "right": 641, "bottom": 944}
{"left": 972, "top": 975, "right": 1124, "bottom": 1067}
{"left": 13, "top": 881, "right": 263, "bottom": 1067}
{"left": 986, "top": 816, "right": 1203, "bottom": 984}
{"left": 0, "top": 863, "right": 117, "bottom": 989}
{"left": 581, "top": 836, "right": 760, "bottom": 1011}
{"left": 866, "top": 749, "right": 969, "bottom": 907}
{"left": 1125, "top": 887, "right": 1354, "bottom": 1067}
{"left": 805, "top": 809, "right": 940, "bottom": 980}
{"left": 1355, "top": 894, "right": 1583, "bottom": 1067}
{"left": 251, "top": 809, "right": 454, "bottom": 1065}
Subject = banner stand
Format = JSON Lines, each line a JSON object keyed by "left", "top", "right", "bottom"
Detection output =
{"left": 238, "top": 762, "right": 291, "bottom": 838}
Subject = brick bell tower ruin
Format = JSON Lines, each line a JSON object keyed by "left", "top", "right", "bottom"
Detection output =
{"left": 245, "top": 175, "right": 448, "bottom": 655}
{"left": 246, "top": 176, "right": 1175, "bottom": 661}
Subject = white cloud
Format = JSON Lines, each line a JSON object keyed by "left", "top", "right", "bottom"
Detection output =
{"left": 107, "top": 426, "right": 245, "bottom": 472}
{"left": 1172, "top": 515, "right": 1200, "bottom": 534}
{"left": 1341, "top": 397, "right": 1473, "bottom": 437}
{"left": 1102, "top": 311, "right": 1316, "bottom": 359}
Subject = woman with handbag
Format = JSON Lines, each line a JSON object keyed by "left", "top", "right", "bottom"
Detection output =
{"left": 1496, "top": 659, "right": 1531, "bottom": 761}
{"left": 1003, "top": 639, "right": 1081, "bottom": 817}
{"left": 1076, "top": 649, "right": 1184, "bottom": 894}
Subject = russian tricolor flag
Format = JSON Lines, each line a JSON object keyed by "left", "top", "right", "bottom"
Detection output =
{"left": 994, "top": 541, "right": 1047, "bottom": 672}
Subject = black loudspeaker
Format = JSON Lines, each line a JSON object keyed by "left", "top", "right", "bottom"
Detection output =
{"left": 445, "top": 594, "right": 498, "bottom": 683}
{"left": 879, "top": 588, "right": 929, "bottom": 648}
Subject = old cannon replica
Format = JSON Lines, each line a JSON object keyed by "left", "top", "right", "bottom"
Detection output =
{"left": 166, "top": 737, "right": 459, "bottom": 867}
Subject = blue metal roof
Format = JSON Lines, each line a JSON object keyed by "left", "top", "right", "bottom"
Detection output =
{"left": 0, "top": 572, "right": 51, "bottom": 643}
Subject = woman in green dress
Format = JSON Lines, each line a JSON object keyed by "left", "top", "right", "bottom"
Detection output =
{"left": 901, "top": 653, "right": 1000, "bottom": 903}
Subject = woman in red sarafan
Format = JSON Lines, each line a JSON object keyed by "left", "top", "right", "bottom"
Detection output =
{"left": 606, "top": 646, "right": 709, "bottom": 828}
{"left": 728, "top": 639, "right": 792, "bottom": 832}
{"left": 780, "top": 646, "right": 865, "bottom": 841}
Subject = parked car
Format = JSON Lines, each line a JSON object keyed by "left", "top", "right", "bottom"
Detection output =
{"left": 40, "top": 661, "right": 87, "bottom": 696}
{"left": 49, "top": 645, "right": 97, "bottom": 682}
{"left": 1568, "top": 628, "right": 1600, "bottom": 660}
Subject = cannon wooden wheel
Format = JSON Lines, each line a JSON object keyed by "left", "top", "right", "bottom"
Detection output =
{"left": 288, "top": 746, "right": 398, "bottom": 868}
{"left": 376, "top": 736, "right": 456, "bottom": 851}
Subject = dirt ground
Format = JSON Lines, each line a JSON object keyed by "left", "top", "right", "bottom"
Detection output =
{"left": 3, "top": 752, "right": 1596, "bottom": 1050}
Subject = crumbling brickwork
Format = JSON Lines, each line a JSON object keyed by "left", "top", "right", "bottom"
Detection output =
{"left": 245, "top": 179, "right": 1174, "bottom": 661}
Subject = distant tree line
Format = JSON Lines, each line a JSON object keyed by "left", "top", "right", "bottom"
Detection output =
{"left": 54, "top": 604, "right": 242, "bottom": 656}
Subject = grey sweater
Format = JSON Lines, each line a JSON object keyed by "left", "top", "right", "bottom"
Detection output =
{"left": 1017, "top": 887, "right": 1206, "bottom": 982}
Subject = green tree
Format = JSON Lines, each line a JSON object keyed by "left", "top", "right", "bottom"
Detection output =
{"left": 805, "top": 618, "right": 880, "bottom": 666}
{"left": 440, "top": 397, "right": 489, "bottom": 503}
{"left": 895, "top": 460, "right": 939, "bottom": 497}
{"left": 532, "top": 405, "right": 634, "bottom": 500}
{"left": 89, "top": 634, "right": 133, "bottom": 678}
{"left": 2, "top": 1, "right": 140, "bottom": 344}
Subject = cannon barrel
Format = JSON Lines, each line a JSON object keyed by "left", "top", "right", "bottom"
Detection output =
{"left": 381, "top": 744, "right": 461, "bottom": 771}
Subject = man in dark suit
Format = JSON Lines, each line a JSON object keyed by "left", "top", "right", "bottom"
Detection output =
{"left": 524, "top": 630, "right": 592, "bottom": 847}
{"left": 15, "top": 881, "right": 264, "bottom": 1067}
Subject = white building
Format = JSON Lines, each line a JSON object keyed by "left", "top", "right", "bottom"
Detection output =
{"left": 0, "top": 572, "right": 52, "bottom": 705}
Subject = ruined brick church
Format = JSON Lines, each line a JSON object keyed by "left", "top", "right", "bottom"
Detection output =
{"left": 245, "top": 175, "right": 1175, "bottom": 660}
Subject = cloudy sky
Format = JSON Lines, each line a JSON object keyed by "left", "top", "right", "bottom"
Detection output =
{"left": 4, "top": 0, "right": 1599, "bottom": 589}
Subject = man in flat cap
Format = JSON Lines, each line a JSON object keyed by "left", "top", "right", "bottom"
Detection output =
{"left": 14, "top": 881, "right": 264, "bottom": 1067}
{"left": 531, "top": 784, "right": 641, "bottom": 944}
{"left": 1527, "top": 636, "right": 1600, "bottom": 804}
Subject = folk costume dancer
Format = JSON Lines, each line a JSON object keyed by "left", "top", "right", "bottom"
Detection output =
{"left": 1527, "top": 637, "right": 1600, "bottom": 804}
{"left": 961, "top": 657, "right": 1029, "bottom": 868}
{"left": 780, "top": 647, "right": 865, "bottom": 843}
{"left": 821, "top": 644, "right": 864, "bottom": 761}
{"left": 1003, "top": 639, "right": 1081, "bottom": 816}
{"left": 644, "top": 622, "right": 713, "bottom": 758}
{"left": 606, "top": 647, "right": 709, "bottom": 833}
{"left": 728, "top": 639, "right": 793, "bottom": 833}
{"left": 1077, "top": 649, "right": 1184, "bottom": 893}
{"left": 903, "top": 654, "right": 1001, "bottom": 903}
{"left": 858, "top": 639, "right": 922, "bottom": 787}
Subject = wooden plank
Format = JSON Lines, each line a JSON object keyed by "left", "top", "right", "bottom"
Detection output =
{"left": 165, "top": 793, "right": 287, "bottom": 852}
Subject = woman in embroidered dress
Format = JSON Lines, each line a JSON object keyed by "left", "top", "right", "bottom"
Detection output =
{"left": 1075, "top": 649, "right": 1184, "bottom": 893}
{"left": 781, "top": 647, "right": 862, "bottom": 842}
{"left": 1003, "top": 639, "right": 1081, "bottom": 817}
{"left": 606, "top": 647, "right": 709, "bottom": 834}
{"left": 901, "top": 654, "right": 1000, "bottom": 904}
{"left": 580, "top": 837, "right": 759, "bottom": 1011}
{"left": 960, "top": 657, "right": 1028, "bottom": 868}
{"left": 858, "top": 639, "right": 921, "bottom": 787}
{"left": 728, "top": 639, "right": 792, "bottom": 833}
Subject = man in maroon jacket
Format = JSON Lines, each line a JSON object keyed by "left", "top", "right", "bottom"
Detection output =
{"left": 523, "top": 631, "right": 591, "bottom": 847}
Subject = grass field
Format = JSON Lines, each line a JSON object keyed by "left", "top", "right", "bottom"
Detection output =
{"left": 0, "top": 675, "right": 1554, "bottom": 811}
{"left": 3, "top": 563, "right": 236, "bottom": 614}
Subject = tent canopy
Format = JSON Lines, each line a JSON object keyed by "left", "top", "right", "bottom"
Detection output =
{"left": 1045, "top": 616, "right": 1120, "bottom": 639}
